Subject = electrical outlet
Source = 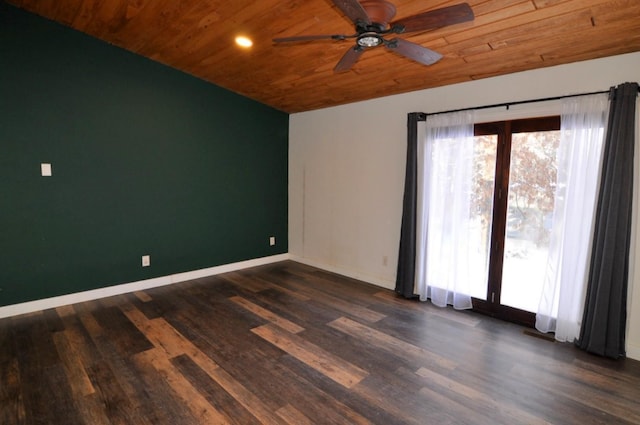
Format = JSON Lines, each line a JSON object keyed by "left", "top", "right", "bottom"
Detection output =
{"left": 269, "top": 236, "right": 276, "bottom": 246}
{"left": 142, "top": 255, "right": 150, "bottom": 267}
{"left": 41, "top": 163, "right": 52, "bottom": 176}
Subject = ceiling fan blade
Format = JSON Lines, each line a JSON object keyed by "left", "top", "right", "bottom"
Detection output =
{"left": 334, "top": 46, "right": 364, "bottom": 72}
{"left": 273, "top": 34, "right": 348, "bottom": 43}
{"left": 386, "top": 38, "right": 442, "bottom": 66}
{"left": 332, "top": 0, "right": 371, "bottom": 25}
{"left": 390, "top": 3, "right": 474, "bottom": 34}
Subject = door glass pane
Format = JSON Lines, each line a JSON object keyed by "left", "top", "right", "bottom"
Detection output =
{"left": 501, "top": 130, "right": 560, "bottom": 312}
{"left": 469, "top": 135, "right": 497, "bottom": 300}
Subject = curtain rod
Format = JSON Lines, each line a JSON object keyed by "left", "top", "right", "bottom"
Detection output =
{"left": 416, "top": 89, "right": 616, "bottom": 120}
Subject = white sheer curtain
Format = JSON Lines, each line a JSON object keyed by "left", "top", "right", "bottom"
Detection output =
{"left": 415, "top": 111, "right": 476, "bottom": 309}
{"left": 536, "top": 93, "right": 609, "bottom": 341}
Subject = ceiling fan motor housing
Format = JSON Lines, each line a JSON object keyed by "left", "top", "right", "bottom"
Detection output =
{"left": 359, "top": 0, "right": 397, "bottom": 26}
{"left": 355, "top": 0, "right": 400, "bottom": 47}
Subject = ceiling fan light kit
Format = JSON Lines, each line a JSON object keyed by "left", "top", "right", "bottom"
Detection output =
{"left": 273, "top": 0, "right": 474, "bottom": 72}
{"left": 357, "top": 34, "right": 383, "bottom": 47}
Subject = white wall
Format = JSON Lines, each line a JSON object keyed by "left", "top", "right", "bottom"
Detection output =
{"left": 289, "top": 52, "right": 640, "bottom": 360}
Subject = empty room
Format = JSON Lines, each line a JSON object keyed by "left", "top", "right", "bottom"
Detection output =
{"left": 1, "top": 1, "right": 640, "bottom": 424}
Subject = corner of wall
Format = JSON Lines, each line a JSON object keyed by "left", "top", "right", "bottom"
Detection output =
{"left": 627, "top": 342, "right": 640, "bottom": 361}
{"left": 289, "top": 254, "right": 395, "bottom": 291}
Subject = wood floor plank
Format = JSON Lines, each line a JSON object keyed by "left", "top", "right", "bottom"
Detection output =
{"left": 373, "top": 290, "right": 424, "bottom": 308}
{"left": 288, "top": 268, "right": 385, "bottom": 302}
{"left": 219, "top": 271, "right": 272, "bottom": 293}
{"left": 253, "top": 276, "right": 312, "bottom": 301}
{"left": 316, "top": 293, "right": 387, "bottom": 323}
{"left": 11, "top": 316, "right": 82, "bottom": 424}
{"left": 328, "top": 316, "right": 457, "bottom": 371}
{"left": 367, "top": 304, "right": 510, "bottom": 366}
{"left": 55, "top": 304, "right": 77, "bottom": 318}
{"left": 52, "top": 331, "right": 95, "bottom": 396}
{"left": 126, "top": 353, "right": 201, "bottom": 424}
{"left": 261, "top": 270, "right": 387, "bottom": 323}
{"left": 91, "top": 306, "right": 154, "bottom": 356}
{"left": 351, "top": 372, "right": 452, "bottom": 425}
{"left": 374, "top": 290, "right": 482, "bottom": 327}
{"left": 0, "top": 358, "right": 25, "bottom": 425}
{"left": 0, "top": 316, "right": 16, "bottom": 364}
{"left": 236, "top": 288, "right": 344, "bottom": 331}
{"left": 13, "top": 314, "right": 61, "bottom": 369}
{"left": 533, "top": 354, "right": 640, "bottom": 396}
{"left": 251, "top": 323, "right": 369, "bottom": 388}
{"left": 46, "top": 348, "right": 115, "bottom": 425}
{"left": 415, "top": 367, "right": 552, "bottom": 425}
{"left": 2, "top": 260, "right": 640, "bottom": 424}
{"left": 163, "top": 293, "right": 281, "bottom": 358}
{"left": 74, "top": 393, "right": 119, "bottom": 425}
{"left": 135, "top": 348, "right": 230, "bottom": 425}
{"left": 133, "top": 290, "right": 152, "bottom": 303}
{"left": 53, "top": 345, "right": 113, "bottom": 425}
{"left": 198, "top": 355, "right": 289, "bottom": 425}
{"left": 229, "top": 296, "right": 305, "bottom": 334}
{"left": 57, "top": 318, "right": 101, "bottom": 370}
{"left": 38, "top": 364, "right": 85, "bottom": 424}
{"left": 122, "top": 304, "right": 215, "bottom": 361}
{"left": 86, "top": 359, "right": 154, "bottom": 425}
{"left": 259, "top": 353, "right": 377, "bottom": 425}
{"left": 77, "top": 311, "right": 104, "bottom": 338}
{"left": 510, "top": 362, "right": 640, "bottom": 423}
{"left": 123, "top": 304, "right": 286, "bottom": 425}
{"left": 170, "top": 354, "right": 264, "bottom": 425}
{"left": 275, "top": 404, "right": 314, "bottom": 425}
{"left": 418, "top": 385, "right": 495, "bottom": 425}
{"left": 81, "top": 319, "right": 178, "bottom": 425}
{"left": 188, "top": 319, "right": 377, "bottom": 425}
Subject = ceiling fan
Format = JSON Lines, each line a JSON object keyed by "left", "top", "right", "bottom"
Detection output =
{"left": 273, "top": 0, "right": 474, "bottom": 72}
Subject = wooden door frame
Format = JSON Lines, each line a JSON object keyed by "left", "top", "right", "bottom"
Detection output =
{"left": 471, "top": 116, "right": 560, "bottom": 328}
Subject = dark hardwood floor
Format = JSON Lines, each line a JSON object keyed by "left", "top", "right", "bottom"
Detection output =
{"left": 2, "top": 260, "right": 640, "bottom": 424}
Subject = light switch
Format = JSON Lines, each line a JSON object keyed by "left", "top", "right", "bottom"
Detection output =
{"left": 41, "top": 163, "right": 52, "bottom": 176}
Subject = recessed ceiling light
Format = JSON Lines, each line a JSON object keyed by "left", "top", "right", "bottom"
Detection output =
{"left": 235, "top": 36, "right": 253, "bottom": 48}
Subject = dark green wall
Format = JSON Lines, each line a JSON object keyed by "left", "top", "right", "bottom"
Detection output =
{"left": 0, "top": 3, "right": 289, "bottom": 306}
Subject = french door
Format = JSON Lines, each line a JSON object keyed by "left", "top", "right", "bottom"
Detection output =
{"left": 470, "top": 116, "right": 561, "bottom": 326}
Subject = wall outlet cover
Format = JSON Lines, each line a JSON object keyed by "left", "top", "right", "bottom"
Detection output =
{"left": 41, "top": 163, "right": 52, "bottom": 176}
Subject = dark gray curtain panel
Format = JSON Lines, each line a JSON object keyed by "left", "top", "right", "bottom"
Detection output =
{"left": 577, "top": 82, "right": 639, "bottom": 359}
{"left": 395, "top": 113, "right": 424, "bottom": 298}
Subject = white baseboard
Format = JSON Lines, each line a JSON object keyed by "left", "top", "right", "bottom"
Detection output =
{"left": 289, "top": 254, "right": 395, "bottom": 290}
{"left": 0, "top": 254, "right": 290, "bottom": 319}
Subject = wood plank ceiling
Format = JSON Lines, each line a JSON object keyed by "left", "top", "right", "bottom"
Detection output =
{"left": 7, "top": 0, "right": 640, "bottom": 113}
